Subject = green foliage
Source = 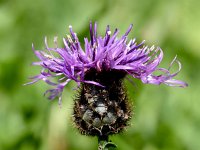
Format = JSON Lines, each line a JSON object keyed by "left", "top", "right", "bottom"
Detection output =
{"left": 0, "top": 0, "right": 199, "bottom": 150}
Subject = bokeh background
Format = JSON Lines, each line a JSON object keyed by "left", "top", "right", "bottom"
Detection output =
{"left": 0, "top": 0, "right": 199, "bottom": 150}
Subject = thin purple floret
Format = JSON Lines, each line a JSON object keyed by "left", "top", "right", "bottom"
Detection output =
{"left": 26, "top": 22, "right": 188, "bottom": 103}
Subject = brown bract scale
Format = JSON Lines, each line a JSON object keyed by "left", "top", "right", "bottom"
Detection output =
{"left": 73, "top": 68, "right": 132, "bottom": 137}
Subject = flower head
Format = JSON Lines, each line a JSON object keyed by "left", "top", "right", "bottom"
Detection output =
{"left": 26, "top": 22, "right": 187, "bottom": 104}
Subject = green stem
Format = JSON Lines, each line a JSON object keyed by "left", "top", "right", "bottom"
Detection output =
{"left": 98, "top": 136, "right": 117, "bottom": 150}
{"left": 98, "top": 135, "right": 108, "bottom": 150}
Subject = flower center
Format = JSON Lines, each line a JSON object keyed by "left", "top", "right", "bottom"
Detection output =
{"left": 73, "top": 69, "right": 132, "bottom": 136}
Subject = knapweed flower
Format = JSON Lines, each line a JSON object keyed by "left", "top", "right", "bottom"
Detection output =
{"left": 26, "top": 22, "right": 187, "bottom": 138}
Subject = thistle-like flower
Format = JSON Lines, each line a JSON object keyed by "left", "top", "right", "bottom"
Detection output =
{"left": 26, "top": 22, "right": 187, "bottom": 145}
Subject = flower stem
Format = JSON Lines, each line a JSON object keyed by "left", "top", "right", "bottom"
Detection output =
{"left": 98, "top": 135, "right": 117, "bottom": 150}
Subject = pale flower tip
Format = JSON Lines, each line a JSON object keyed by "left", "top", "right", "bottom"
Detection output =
{"left": 23, "top": 83, "right": 28, "bottom": 86}
{"left": 69, "top": 25, "right": 72, "bottom": 29}
{"left": 31, "top": 43, "right": 35, "bottom": 50}
{"left": 54, "top": 36, "right": 58, "bottom": 42}
{"left": 107, "top": 31, "right": 112, "bottom": 35}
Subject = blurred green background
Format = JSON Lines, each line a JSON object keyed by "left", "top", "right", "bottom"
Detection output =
{"left": 0, "top": 0, "right": 199, "bottom": 150}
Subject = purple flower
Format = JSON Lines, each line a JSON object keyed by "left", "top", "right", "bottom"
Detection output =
{"left": 26, "top": 22, "right": 188, "bottom": 104}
